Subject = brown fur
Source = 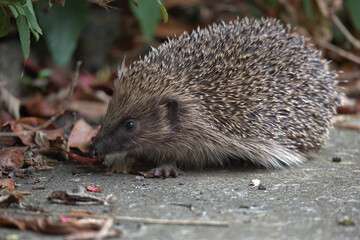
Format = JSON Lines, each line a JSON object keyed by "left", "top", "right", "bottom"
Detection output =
{"left": 90, "top": 17, "right": 339, "bottom": 169}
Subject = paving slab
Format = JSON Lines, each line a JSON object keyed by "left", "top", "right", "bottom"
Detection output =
{"left": 0, "top": 124, "right": 359, "bottom": 240}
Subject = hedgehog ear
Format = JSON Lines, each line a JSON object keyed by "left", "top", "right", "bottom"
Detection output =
{"left": 162, "top": 97, "right": 179, "bottom": 122}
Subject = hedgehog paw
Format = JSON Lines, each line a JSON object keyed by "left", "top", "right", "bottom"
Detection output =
{"left": 148, "top": 163, "right": 183, "bottom": 178}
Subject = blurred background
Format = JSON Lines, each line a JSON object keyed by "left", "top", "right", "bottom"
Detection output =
{"left": 0, "top": 0, "right": 360, "bottom": 126}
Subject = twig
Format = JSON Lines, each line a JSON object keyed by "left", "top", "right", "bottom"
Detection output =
{"left": 95, "top": 195, "right": 117, "bottom": 240}
{"left": 315, "top": 38, "right": 360, "bottom": 65}
{"left": 86, "top": 0, "right": 119, "bottom": 10}
{"left": 0, "top": 209, "right": 231, "bottom": 227}
{"left": 329, "top": 12, "right": 360, "bottom": 50}
{"left": 0, "top": 61, "right": 82, "bottom": 137}
{"left": 315, "top": 0, "right": 360, "bottom": 50}
{"left": 334, "top": 123, "right": 360, "bottom": 131}
{"left": 95, "top": 218, "right": 114, "bottom": 240}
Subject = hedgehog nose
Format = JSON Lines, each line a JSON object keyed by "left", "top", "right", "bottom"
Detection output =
{"left": 89, "top": 145, "right": 101, "bottom": 158}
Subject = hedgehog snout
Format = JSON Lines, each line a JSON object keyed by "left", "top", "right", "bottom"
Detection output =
{"left": 89, "top": 144, "right": 102, "bottom": 158}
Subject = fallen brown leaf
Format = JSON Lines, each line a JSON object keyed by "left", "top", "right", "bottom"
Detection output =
{"left": 0, "top": 86, "right": 21, "bottom": 120}
{"left": 0, "top": 146, "right": 28, "bottom": 170}
{"left": 68, "top": 210, "right": 94, "bottom": 216}
{"left": 0, "top": 109, "right": 14, "bottom": 126}
{"left": 24, "top": 149, "right": 45, "bottom": 169}
{"left": 61, "top": 148, "right": 103, "bottom": 165}
{"left": 25, "top": 92, "right": 58, "bottom": 117}
{"left": 0, "top": 192, "right": 25, "bottom": 207}
{"left": 1, "top": 117, "right": 61, "bottom": 145}
{"left": 0, "top": 178, "right": 15, "bottom": 191}
{"left": 47, "top": 190, "right": 105, "bottom": 205}
{"left": 68, "top": 119, "right": 100, "bottom": 152}
{"left": 68, "top": 100, "right": 108, "bottom": 118}
{"left": 0, "top": 215, "right": 121, "bottom": 238}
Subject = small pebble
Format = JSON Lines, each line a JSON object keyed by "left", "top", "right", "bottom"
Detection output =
{"left": 239, "top": 205, "right": 249, "bottom": 209}
{"left": 72, "top": 169, "right": 81, "bottom": 175}
{"left": 70, "top": 177, "right": 82, "bottom": 183}
{"left": 250, "top": 179, "right": 260, "bottom": 187}
{"left": 258, "top": 184, "right": 267, "bottom": 190}
{"left": 332, "top": 156, "right": 342, "bottom": 162}
{"left": 27, "top": 166, "right": 36, "bottom": 174}
{"left": 135, "top": 176, "right": 145, "bottom": 181}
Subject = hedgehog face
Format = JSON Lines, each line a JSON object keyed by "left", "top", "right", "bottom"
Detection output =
{"left": 89, "top": 90, "right": 180, "bottom": 159}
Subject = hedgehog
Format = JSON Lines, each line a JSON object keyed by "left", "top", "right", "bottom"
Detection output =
{"left": 89, "top": 17, "right": 339, "bottom": 178}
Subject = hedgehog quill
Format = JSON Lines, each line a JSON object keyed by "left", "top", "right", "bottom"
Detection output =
{"left": 89, "top": 17, "right": 339, "bottom": 178}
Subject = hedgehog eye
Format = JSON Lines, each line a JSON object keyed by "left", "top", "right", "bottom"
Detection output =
{"left": 125, "top": 120, "right": 136, "bottom": 131}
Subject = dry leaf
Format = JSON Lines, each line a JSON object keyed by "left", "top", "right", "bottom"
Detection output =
{"left": 0, "top": 215, "right": 121, "bottom": 238}
{"left": 1, "top": 117, "right": 61, "bottom": 145}
{"left": 23, "top": 150, "right": 48, "bottom": 170}
{"left": 61, "top": 148, "right": 103, "bottom": 165}
{"left": 0, "top": 179, "right": 15, "bottom": 191}
{"left": 67, "top": 100, "right": 108, "bottom": 118}
{"left": 47, "top": 190, "right": 105, "bottom": 205}
{"left": 0, "top": 109, "right": 14, "bottom": 126}
{"left": 0, "top": 146, "right": 28, "bottom": 170}
{"left": 35, "top": 131, "right": 50, "bottom": 148}
{"left": 0, "top": 86, "right": 20, "bottom": 119}
{"left": 25, "top": 93, "right": 58, "bottom": 117}
{"left": 0, "top": 192, "right": 25, "bottom": 207}
{"left": 68, "top": 119, "right": 100, "bottom": 152}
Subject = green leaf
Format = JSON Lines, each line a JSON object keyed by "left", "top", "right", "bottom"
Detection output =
{"left": 20, "top": 75, "right": 33, "bottom": 85}
{"left": 157, "top": 0, "right": 167, "bottom": 23}
{"left": 332, "top": 10, "right": 346, "bottom": 44}
{"left": 24, "top": 0, "right": 36, "bottom": 14}
{"left": 30, "top": 27, "right": 40, "bottom": 41}
{"left": 266, "top": 0, "right": 278, "bottom": 9}
{"left": 303, "top": 0, "right": 315, "bottom": 22}
{"left": 24, "top": 0, "right": 42, "bottom": 34}
{"left": 24, "top": 7, "right": 42, "bottom": 34}
{"left": 8, "top": 5, "right": 19, "bottom": 18}
{"left": 35, "top": 0, "right": 89, "bottom": 66}
{"left": 0, "top": 0, "right": 25, "bottom": 6}
{"left": 38, "top": 68, "right": 52, "bottom": 78}
{"left": 14, "top": 5, "right": 26, "bottom": 16}
{"left": 346, "top": 0, "right": 360, "bottom": 31}
{"left": 0, "top": 7, "right": 10, "bottom": 37}
{"left": 16, "top": 14, "right": 30, "bottom": 59}
{"left": 129, "top": 0, "right": 162, "bottom": 42}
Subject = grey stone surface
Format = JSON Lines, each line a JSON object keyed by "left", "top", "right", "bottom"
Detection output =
{"left": 0, "top": 126, "right": 359, "bottom": 240}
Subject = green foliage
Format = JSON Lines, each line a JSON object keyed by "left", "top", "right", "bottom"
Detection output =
{"left": 332, "top": 10, "right": 346, "bottom": 44}
{"left": 345, "top": 0, "right": 360, "bottom": 31}
{"left": 266, "top": 0, "right": 278, "bottom": 10}
{"left": 38, "top": 68, "right": 52, "bottom": 78}
{"left": 130, "top": 0, "right": 168, "bottom": 42}
{"left": 303, "top": 0, "right": 315, "bottom": 22}
{"left": 16, "top": 14, "right": 30, "bottom": 59}
{"left": 35, "top": 0, "right": 89, "bottom": 67}
{"left": 0, "top": 6, "right": 10, "bottom": 37}
{"left": 157, "top": 0, "right": 168, "bottom": 23}
{"left": 0, "top": 0, "right": 42, "bottom": 59}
